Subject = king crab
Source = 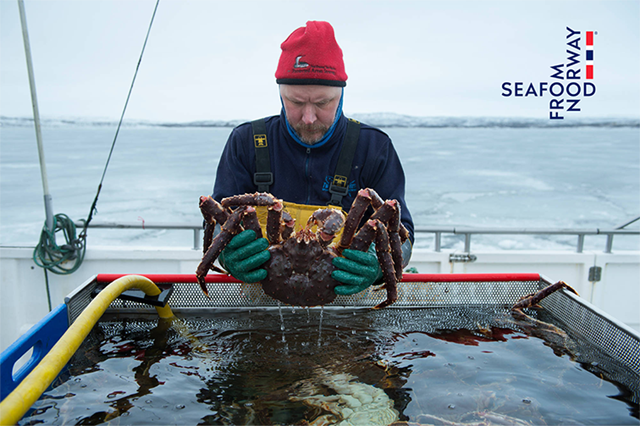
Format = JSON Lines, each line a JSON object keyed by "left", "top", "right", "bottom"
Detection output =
{"left": 195, "top": 189, "right": 409, "bottom": 308}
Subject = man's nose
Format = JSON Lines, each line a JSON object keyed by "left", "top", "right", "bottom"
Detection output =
{"left": 301, "top": 104, "right": 317, "bottom": 125}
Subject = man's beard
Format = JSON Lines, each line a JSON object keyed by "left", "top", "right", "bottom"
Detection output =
{"left": 293, "top": 122, "right": 330, "bottom": 144}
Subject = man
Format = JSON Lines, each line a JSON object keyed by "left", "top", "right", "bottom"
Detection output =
{"left": 212, "top": 21, "right": 413, "bottom": 296}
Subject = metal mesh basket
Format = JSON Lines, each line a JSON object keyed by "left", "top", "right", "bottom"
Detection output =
{"left": 65, "top": 272, "right": 640, "bottom": 382}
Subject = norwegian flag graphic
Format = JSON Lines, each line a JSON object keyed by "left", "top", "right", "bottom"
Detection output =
{"left": 586, "top": 31, "right": 594, "bottom": 80}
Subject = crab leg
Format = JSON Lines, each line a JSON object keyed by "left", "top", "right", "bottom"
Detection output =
{"left": 199, "top": 196, "right": 230, "bottom": 254}
{"left": 373, "top": 222, "right": 398, "bottom": 309}
{"left": 374, "top": 200, "right": 404, "bottom": 280}
{"left": 336, "top": 189, "right": 374, "bottom": 254}
{"left": 368, "top": 188, "right": 385, "bottom": 209}
{"left": 348, "top": 219, "right": 376, "bottom": 252}
{"left": 221, "top": 192, "right": 279, "bottom": 207}
{"left": 219, "top": 192, "right": 282, "bottom": 243}
{"left": 196, "top": 206, "right": 248, "bottom": 296}
{"left": 281, "top": 211, "right": 295, "bottom": 240}
{"left": 511, "top": 280, "right": 579, "bottom": 311}
{"left": 199, "top": 195, "right": 230, "bottom": 224}
{"left": 242, "top": 206, "right": 262, "bottom": 239}
{"left": 349, "top": 219, "right": 398, "bottom": 309}
{"left": 267, "top": 200, "right": 284, "bottom": 244}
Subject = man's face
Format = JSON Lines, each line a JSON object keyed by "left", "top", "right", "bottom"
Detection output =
{"left": 279, "top": 84, "right": 342, "bottom": 144}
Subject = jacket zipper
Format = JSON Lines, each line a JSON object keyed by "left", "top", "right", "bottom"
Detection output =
{"left": 305, "top": 148, "right": 311, "bottom": 204}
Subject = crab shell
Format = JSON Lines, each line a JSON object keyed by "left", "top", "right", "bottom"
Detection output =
{"left": 261, "top": 231, "right": 339, "bottom": 307}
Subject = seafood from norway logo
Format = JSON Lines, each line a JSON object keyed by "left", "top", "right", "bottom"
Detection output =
{"left": 501, "top": 27, "right": 596, "bottom": 119}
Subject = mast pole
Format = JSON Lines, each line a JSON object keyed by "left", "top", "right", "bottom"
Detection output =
{"left": 17, "top": 0, "right": 54, "bottom": 232}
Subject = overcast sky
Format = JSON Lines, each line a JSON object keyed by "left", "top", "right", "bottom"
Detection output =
{"left": 1, "top": 0, "right": 638, "bottom": 122}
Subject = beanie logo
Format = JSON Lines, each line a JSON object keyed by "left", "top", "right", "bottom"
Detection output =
{"left": 294, "top": 55, "right": 309, "bottom": 68}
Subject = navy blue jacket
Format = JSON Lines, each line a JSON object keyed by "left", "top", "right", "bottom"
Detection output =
{"left": 212, "top": 111, "right": 414, "bottom": 243}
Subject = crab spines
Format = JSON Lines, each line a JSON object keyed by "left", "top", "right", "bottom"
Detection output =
{"left": 199, "top": 196, "right": 230, "bottom": 256}
{"left": 221, "top": 192, "right": 280, "bottom": 208}
{"left": 371, "top": 200, "right": 404, "bottom": 279}
{"left": 281, "top": 211, "right": 295, "bottom": 241}
{"left": 267, "top": 201, "right": 284, "bottom": 244}
{"left": 348, "top": 219, "right": 398, "bottom": 309}
{"left": 241, "top": 206, "right": 262, "bottom": 239}
{"left": 389, "top": 234, "right": 403, "bottom": 281}
{"left": 337, "top": 189, "right": 373, "bottom": 254}
{"left": 349, "top": 219, "right": 378, "bottom": 252}
{"left": 202, "top": 223, "right": 216, "bottom": 258}
{"left": 199, "top": 195, "right": 230, "bottom": 225}
{"left": 373, "top": 221, "right": 398, "bottom": 309}
{"left": 368, "top": 188, "right": 385, "bottom": 210}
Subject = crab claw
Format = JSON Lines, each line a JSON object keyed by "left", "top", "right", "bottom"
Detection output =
{"left": 306, "top": 208, "right": 345, "bottom": 247}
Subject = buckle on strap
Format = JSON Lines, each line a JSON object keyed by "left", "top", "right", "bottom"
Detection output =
{"left": 328, "top": 183, "right": 349, "bottom": 207}
{"left": 329, "top": 183, "right": 348, "bottom": 196}
{"left": 254, "top": 172, "right": 273, "bottom": 186}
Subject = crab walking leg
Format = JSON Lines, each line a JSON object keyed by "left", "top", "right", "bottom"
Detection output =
{"left": 388, "top": 232, "right": 403, "bottom": 280}
{"left": 199, "top": 196, "right": 230, "bottom": 254}
{"left": 373, "top": 222, "right": 398, "bottom": 309}
{"left": 347, "top": 219, "right": 398, "bottom": 309}
{"left": 371, "top": 200, "right": 404, "bottom": 280}
{"left": 199, "top": 195, "right": 230, "bottom": 224}
{"left": 202, "top": 223, "right": 216, "bottom": 256}
{"left": 241, "top": 206, "right": 262, "bottom": 239}
{"left": 196, "top": 206, "right": 248, "bottom": 296}
{"left": 221, "top": 192, "right": 280, "bottom": 207}
{"left": 348, "top": 219, "right": 377, "bottom": 252}
{"left": 367, "top": 188, "right": 385, "bottom": 210}
{"left": 267, "top": 200, "right": 283, "bottom": 244}
{"left": 281, "top": 211, "right": 295, "bottom": 240}
{"left": 511, "top": 280, "right": 579, "bottom": 311}
{"left": 388, "top": 203, "right": 404, "bottom": 279}
{"left": 336, "top": 189, "right": 373, "bottom": 254}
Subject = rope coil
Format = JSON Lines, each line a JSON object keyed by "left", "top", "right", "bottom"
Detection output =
{"left": 33, "top": 214, "right": 86, "bottom": 275}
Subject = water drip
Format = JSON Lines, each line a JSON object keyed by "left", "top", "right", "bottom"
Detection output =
{"left": 317, "top": 306, "right": 324, "bottom": 346}
{"left": 277, "top": 301, "right": 286, "bottom": 343}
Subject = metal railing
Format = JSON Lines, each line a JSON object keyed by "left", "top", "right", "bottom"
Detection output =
{"left": 415, "top": 226, "right": 639, "bottom": 253}
{"left": 77, "top": 218, "right": 640, "bottom": 253}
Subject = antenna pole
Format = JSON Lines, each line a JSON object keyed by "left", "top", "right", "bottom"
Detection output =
{"left": 18, "top": 0, "right": 54, "bottom": 231}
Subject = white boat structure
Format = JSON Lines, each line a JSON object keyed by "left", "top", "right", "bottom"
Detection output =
{"left": 2, "top": 220, "right": 638, "bottom": 354}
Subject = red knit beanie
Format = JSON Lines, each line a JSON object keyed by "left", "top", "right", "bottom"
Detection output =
{"left": 275, "top": 21, "right": 347, "bottom": 87}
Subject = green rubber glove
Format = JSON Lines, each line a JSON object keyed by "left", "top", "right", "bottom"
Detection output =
{"left": 332, "top": 245, "right": 382, "bottom": 296}
{"left": 219, "top": 230, "right": 271, "bottom": 283}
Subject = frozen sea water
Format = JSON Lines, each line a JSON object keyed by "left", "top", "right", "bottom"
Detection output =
{"left": 1, "top": 120, "right": 638, "bottom": 251}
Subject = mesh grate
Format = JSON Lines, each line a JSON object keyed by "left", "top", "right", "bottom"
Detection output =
{"left": 93, "top": 279, "right": 542, "bottom": 309}
{"left": 64, "top": 275, "right": 639, "bottom": 379}
{"left": 65, "top": 276, "right": 101, "bottom": 325}
{"left": 539, "top": 283, "right": 640, "bottom": 378}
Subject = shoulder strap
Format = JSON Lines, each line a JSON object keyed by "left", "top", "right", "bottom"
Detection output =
{"left": 252, "top": 119, "right": 273, "bottom": 192}
{"left": 328, "top": 118, "right": 361, "bottom": 207}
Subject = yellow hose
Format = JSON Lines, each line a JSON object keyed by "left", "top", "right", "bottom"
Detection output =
{"left": 0, "top": 275, "right": 173, "bottom": 425}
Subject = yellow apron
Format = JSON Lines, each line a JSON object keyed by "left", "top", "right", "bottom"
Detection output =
{"left": 254, "top": 201, "right": 347, "bottom": 242}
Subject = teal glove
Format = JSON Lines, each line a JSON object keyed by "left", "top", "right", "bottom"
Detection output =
{"left": 219, "top": 230, "right": 271, "bottom": 283}
{"left": 331, "top": 245, "right": 382, "bottom": 296}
